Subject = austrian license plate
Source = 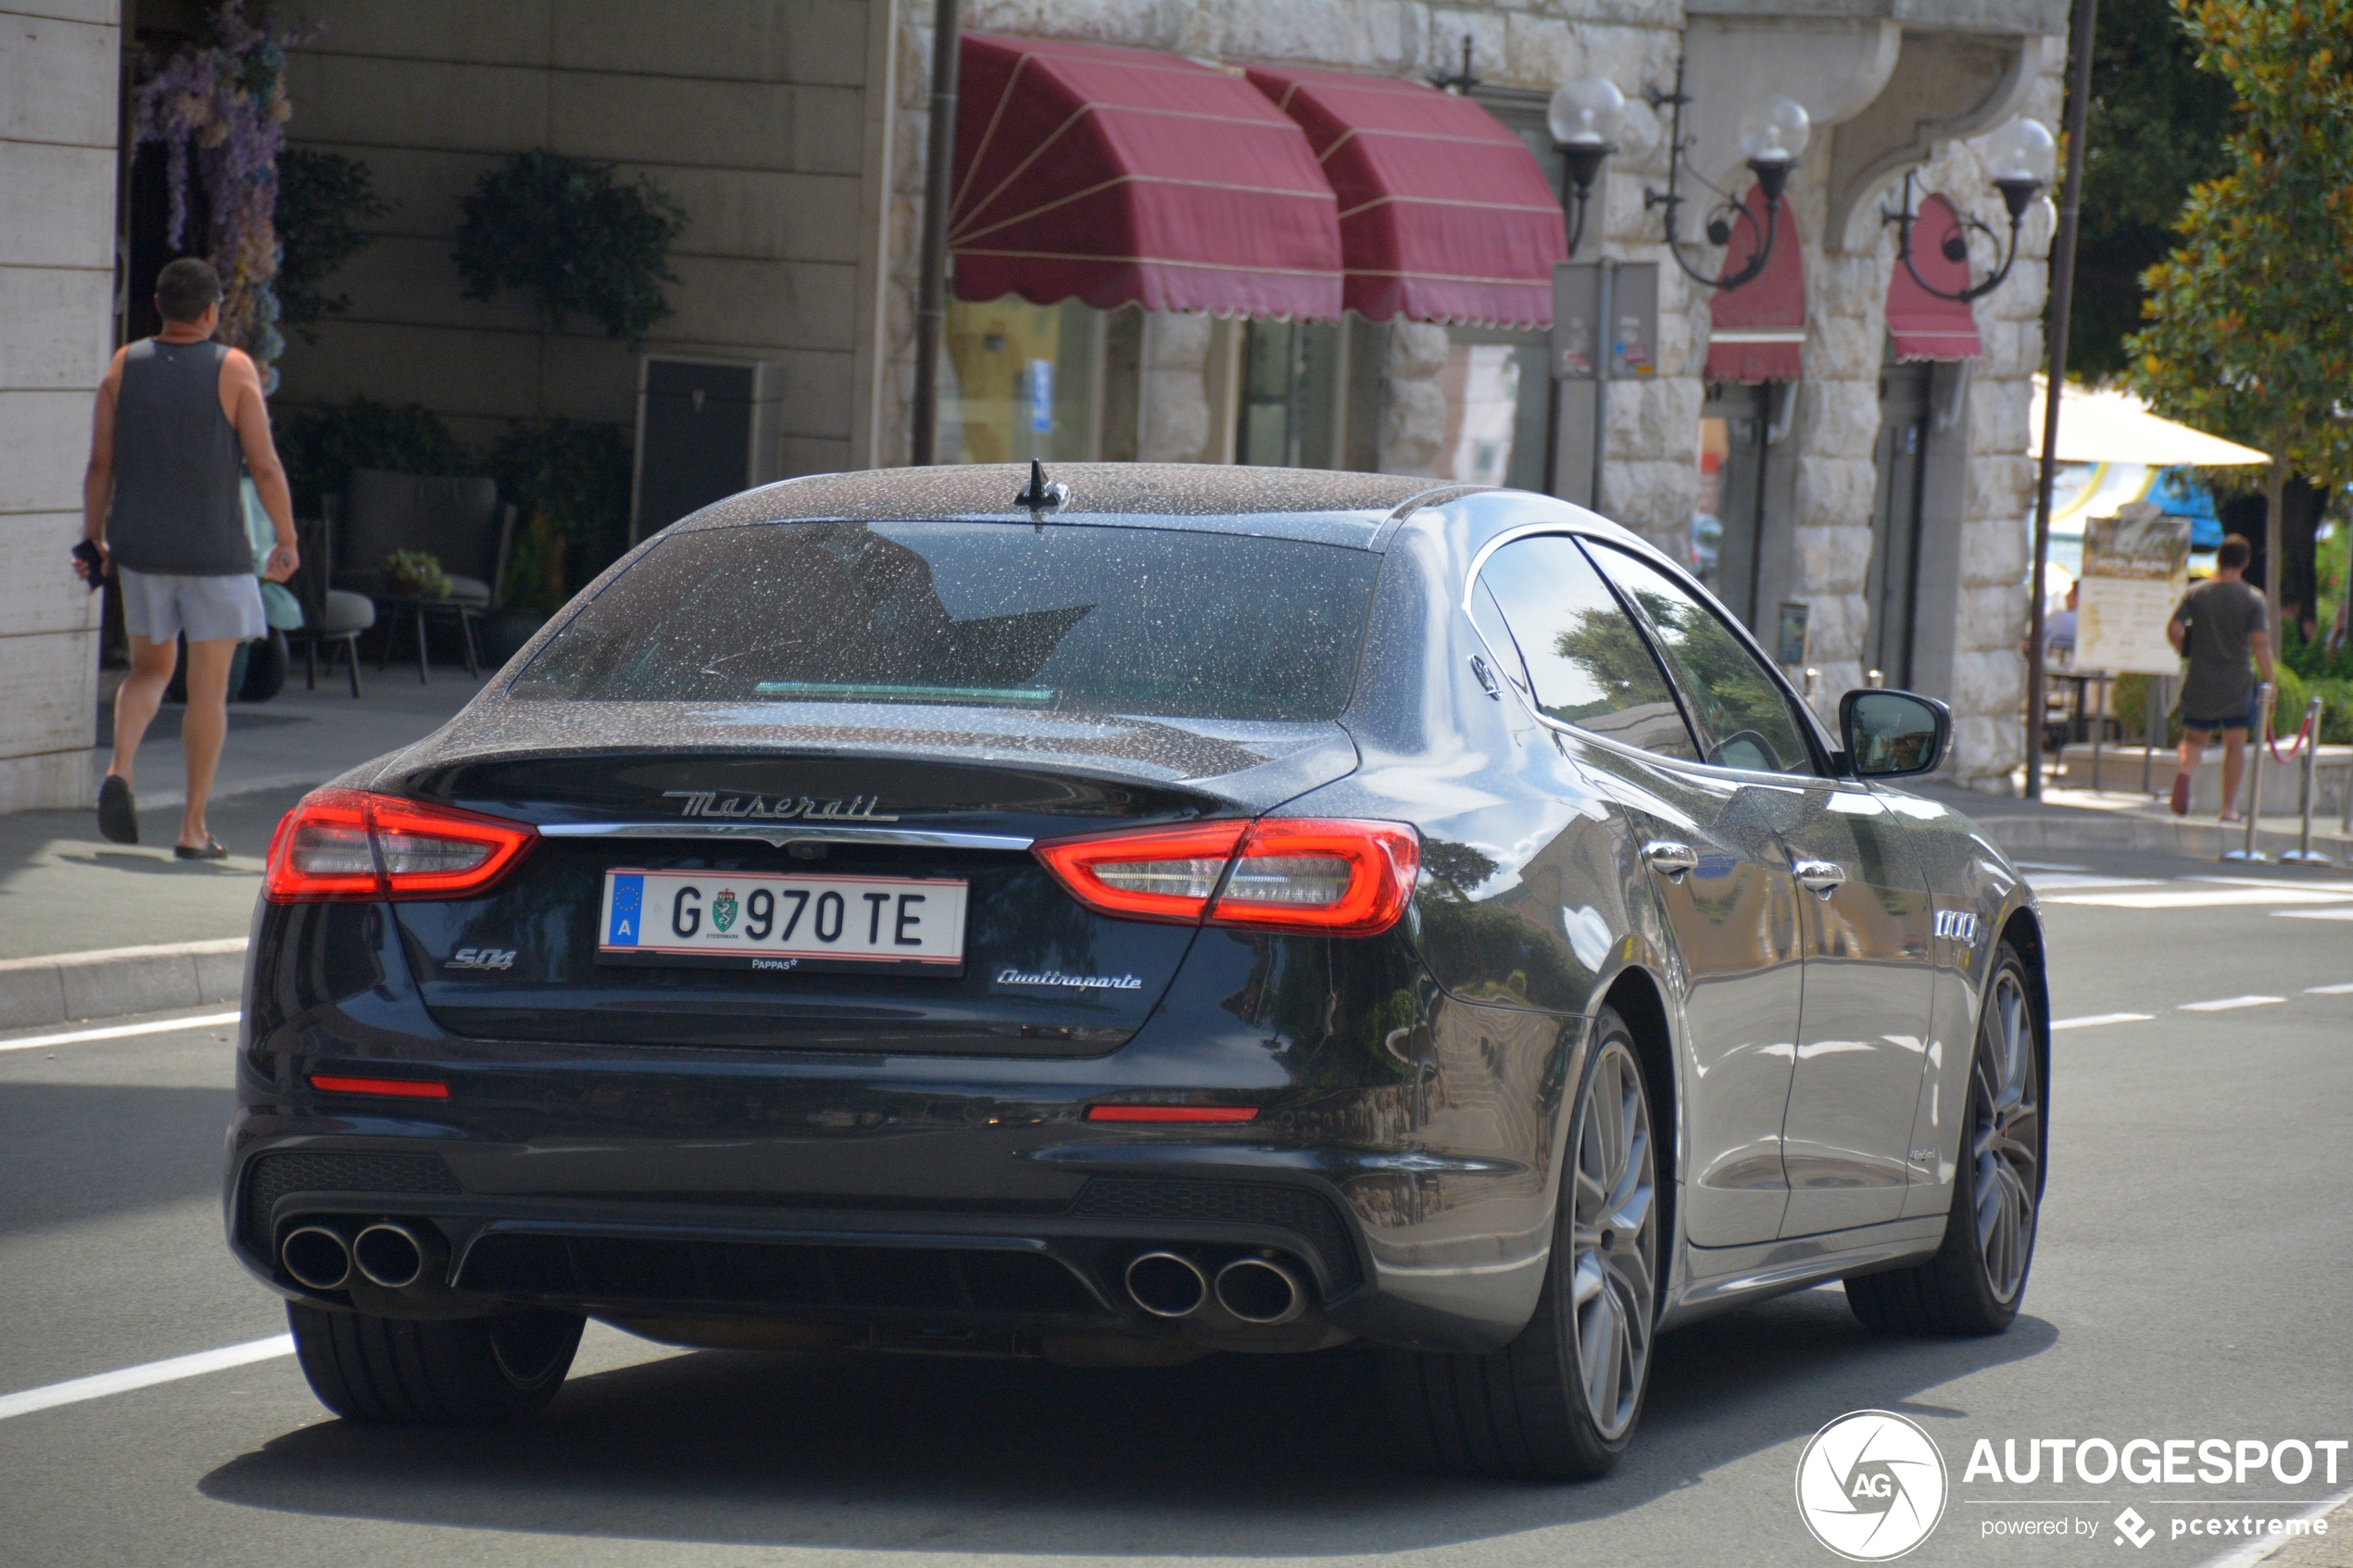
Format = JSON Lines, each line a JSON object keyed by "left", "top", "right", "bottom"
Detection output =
{"left": 598, "top": 868, "right": 968, "bottom": 975}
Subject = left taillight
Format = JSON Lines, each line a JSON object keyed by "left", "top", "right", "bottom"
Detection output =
{"left": 1033, "top": 818, "right": 1419, "bottom": 937}
{"left": 264, "top": 787, "right": 536, "bottom": 903}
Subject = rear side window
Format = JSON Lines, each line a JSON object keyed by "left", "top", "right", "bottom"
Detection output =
{"left": 511, "top": 521, "right": 1382, "bottom": 722}
{"left": 1580, "top": 542, "right": 1817, "bottom": 776}
{"left": 1473, "top": 534, "right": 1698, "bottom": 759}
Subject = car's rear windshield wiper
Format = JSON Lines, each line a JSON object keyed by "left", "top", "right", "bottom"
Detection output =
{"left": 749, "top": 681, "right": 1056, "bottom": 706}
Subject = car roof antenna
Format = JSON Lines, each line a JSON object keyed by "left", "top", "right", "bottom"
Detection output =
{"left": 1014, "top": 458, "right": 1069, "bottom": 531}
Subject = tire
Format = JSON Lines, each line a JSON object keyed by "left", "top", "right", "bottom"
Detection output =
{"left": 1846, "top": 942, "right": 2044, "bottom": 1336}
{"left": 287, "top": 1301, "right": 584, "bottom": 1426}
{"left": 1379, "top": 1007, "right": 1660, "bottom": 1479}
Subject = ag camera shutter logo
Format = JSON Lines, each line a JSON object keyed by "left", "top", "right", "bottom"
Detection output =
{"left": 1795, "top": 1410, "right": 1950, "bottom": 1561}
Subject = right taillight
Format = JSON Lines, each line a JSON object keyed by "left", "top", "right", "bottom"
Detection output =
{"left": 264, "top": 787, "right": 535, "bottom": 903}
{"left": 1032, "top": 818, "right": 1418, "bottom": 936}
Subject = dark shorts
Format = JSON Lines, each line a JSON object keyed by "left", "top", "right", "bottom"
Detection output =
{"left": 2182, "top": 694, "right": 2259, "bottom": 734}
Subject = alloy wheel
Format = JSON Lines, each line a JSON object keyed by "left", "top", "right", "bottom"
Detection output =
{"left": 1567, "top": 1037, "right": 1657, "bottom": 1440}
{"left": 1973, "top": 968, "right": 2041, "bottom": 1304}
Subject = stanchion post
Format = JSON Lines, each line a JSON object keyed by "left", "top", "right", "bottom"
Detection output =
{"left": 2283, "top": 696, "right": 2331, "bottom": 864}
{"left": 2223, "top": 681, "right": 2272, "bottom": 862}
{"left": 2091, "top": 672, "right": 2107, "bottom": 792}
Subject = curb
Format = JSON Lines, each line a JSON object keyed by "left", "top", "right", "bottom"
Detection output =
{"left": 1969, "top": 812, "right": 2353, "bottom": 860}
{"left": 0, "top": 938, "right": 248, "bottom": 1031}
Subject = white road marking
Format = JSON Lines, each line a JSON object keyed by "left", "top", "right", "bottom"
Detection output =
{"left": 2276, "top": 909, "right": 2353, "bottom": 922}
{"left": 2193, "top": 876, "right": 2353, "bottom": 893}
{"left": 2178, "top": 996, "right": 2284, "bottom": 1012}
{"left": 0, "top": 1336, "right": 294, "bottom": 1422}
{"left": 2041, "top": 887, "right": 2353, "bottom": 909}
{"left": 2051, "top": 1012, "right": 2154, "bottom": 1030}
{"left": 0, "top": 1010, "right": 242, "bottom": 1055}
{"left": 2305, "top": 983, "right": 2353, "bottom": 994}
{"left": 2011, "top": 860, "right": 2089, "bottom": 872}
{"left": 2021, "top": 872, "right": 2163, "bottom": 891}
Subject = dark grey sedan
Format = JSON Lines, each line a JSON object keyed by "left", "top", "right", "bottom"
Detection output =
{"left": 231, "top": 463, "right": 2045, "bottom": 1478}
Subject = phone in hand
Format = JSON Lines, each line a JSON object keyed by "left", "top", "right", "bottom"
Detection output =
{"left": 71, "top": 540, "right": 105, "bottom": 593}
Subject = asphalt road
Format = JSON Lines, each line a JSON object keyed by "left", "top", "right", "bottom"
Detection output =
{"left": 3, "top": 847, "right": 2349, "bottom": 1568}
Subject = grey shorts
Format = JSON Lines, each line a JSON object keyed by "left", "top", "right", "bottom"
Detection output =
{"left": 119, "top": 568, "right": 266, "bottom": 645}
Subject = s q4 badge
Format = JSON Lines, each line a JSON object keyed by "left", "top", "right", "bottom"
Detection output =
{"left": 446, "top": 947, "right": 517, "bottom": 972}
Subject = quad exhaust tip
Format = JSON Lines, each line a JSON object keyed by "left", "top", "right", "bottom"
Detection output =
{"left": 1214, "top": 1256, "right": 1305, "bottom": 1324}
{"left": 351, "top": 1222, "right": 432, "bottom": 1289}
{"left": 281, "top": 1225, "right": 352, "bottom": 1292}
{"left": 1124, "top": 1250, "right": 1208, "bottom": 1318}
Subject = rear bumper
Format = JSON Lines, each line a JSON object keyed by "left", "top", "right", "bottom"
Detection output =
{"left": 232, "top": 906, "right": 1575, "bottom": 1355}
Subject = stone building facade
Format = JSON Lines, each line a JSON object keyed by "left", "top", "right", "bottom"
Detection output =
{"left": 869, "top": 0, "right": 2063, "bottom": 788}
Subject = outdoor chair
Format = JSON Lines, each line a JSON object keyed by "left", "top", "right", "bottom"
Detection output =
{"left": 283, "top": 513, "right": 375, "bottom": 697}
{"left": 332, "top": 470, "right": 517, "bottom": 684}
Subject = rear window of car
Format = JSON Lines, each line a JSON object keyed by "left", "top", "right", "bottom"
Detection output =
{"left": 510, "top": 520, "right": 1384, "bottom": 722}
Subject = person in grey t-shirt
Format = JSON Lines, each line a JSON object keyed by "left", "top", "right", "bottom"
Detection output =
{"left": 75, "top": 257, "right": 298, "bottom": 858}
{"left": 2165, "top": 534, "right": 2274, "bottom": 822}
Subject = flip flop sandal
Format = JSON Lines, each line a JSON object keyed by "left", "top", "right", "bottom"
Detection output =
{"left": 97, "top": 775, "right": 138, "bottom": 844}
{"left": 2169, "top": 774, "right": 2192, "bottom": 816}
{"left": 173, "top": 836, "right": 228, "bottom": 861}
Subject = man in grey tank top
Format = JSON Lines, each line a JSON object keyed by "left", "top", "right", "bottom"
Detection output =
{"left": 75, "top": 258, "right": 299, "bottom": 858}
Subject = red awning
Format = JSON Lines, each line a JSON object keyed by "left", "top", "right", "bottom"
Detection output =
{"left": 949, "top": 34, "right": 1343, "bottom": 320}
{"left": 1705, "top": 187, "right": 1806, "bottom": 383}
{"left": 1245, "top": 65, "right": 1567, "bottom": 327}
{"left": 1888, "top": 194, "right": 1982, "bottom": 362}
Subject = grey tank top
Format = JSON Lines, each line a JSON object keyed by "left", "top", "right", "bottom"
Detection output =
{"left": 109, "top": 338, "right": 249, "bottom": 576}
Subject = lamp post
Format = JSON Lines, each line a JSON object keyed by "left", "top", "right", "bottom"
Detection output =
{"left": 1883, "top": 119, "right": 2057, "bottom": 302}
{"left": 1548, "top": 75, "right": 1623, "bottom": 257}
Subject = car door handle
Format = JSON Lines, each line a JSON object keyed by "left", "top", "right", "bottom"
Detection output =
{"left": 1642, "top": 840, "right": 1697, "bottom": 881}
{"left": 1793, "top": 859, "right": 1847, "bottom": 898}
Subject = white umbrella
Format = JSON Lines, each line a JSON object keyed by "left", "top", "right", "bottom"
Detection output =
{"left": 2029, "top": 376, "right": 2269, "bottom": 466}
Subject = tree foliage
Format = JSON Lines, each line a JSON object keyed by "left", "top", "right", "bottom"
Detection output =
{"left": 2070, "top": 0, "right": 2236, "bottom": 377}
{"left": 2126, "top": 0, "right": 2353, "bottom": 491}
{"left": 274, "top": 147, "right": 388, "bottom": 341}
{"left": 452, "top": 149, "right": 686, "bottom": 345}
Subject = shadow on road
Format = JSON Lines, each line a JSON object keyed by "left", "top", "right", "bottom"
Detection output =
{"left": 199, "top": 1288, "right": 2057, "bottom": 1552}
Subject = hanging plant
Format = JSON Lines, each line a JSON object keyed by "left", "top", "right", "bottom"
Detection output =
{"left": 275, "top": 147, "right": 389, "bottom": 343}
{"left": 452, "top": 150, "right": 687, "bottom": 345}
{"left": 130, "top": 1, "right": 321, "bottom": 391}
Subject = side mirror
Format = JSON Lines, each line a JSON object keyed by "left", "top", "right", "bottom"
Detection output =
{"left": 1841, "top": 689, "right": 1950, "bottom": 778}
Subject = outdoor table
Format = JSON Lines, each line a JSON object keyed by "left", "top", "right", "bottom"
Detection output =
{"left": 371, "top": 595, "right": 484, "bottom": 684}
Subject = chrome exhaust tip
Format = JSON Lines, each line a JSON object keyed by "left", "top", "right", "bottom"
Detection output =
{"left": 1124, "top": 1250, "right": 1208, "bottom": 1318}
{"left": 351, "top": 1222, "right": 432, "bottom": 1289}
{"left": 282, "top": 1225, "right": 352, "bottom": 1291}
{"left": 1214, "top": 1256, "right": 1305, "bottom": 1325}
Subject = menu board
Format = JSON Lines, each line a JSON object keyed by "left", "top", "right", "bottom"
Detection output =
{"left": 2075, "top": 501, "right": 2192, "bottom": 676}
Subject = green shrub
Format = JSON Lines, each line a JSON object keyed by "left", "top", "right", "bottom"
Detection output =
{"left": 484, "top": 418, "right": 633, "bottom": 587}
{"left": 276, "top": 398, "right": 472, "bottom": 518}
{"left": 452, "top": 150, "right": 686, "bottom": 345}
{"left": 274, "top": 148, "right": 389, "bottom": 343}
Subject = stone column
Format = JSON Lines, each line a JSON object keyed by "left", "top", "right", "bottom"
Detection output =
{"left": 0, "top": 2, "right": 118, "bottom": 813}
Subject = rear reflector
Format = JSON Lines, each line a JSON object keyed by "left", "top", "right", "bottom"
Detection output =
{"left": 308, "top": 1075, "right": 451, "bottom": 1100}
{"left": 265, "top": 788, "right": 535, "bottom": 903}
{"left": 1034, "top": 818, "right": 1418, "bottom": 936}
{"left": 1085, "top": 1104, "right": 1259, "bottom": 1123}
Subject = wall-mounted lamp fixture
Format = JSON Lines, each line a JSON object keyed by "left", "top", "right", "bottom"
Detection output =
{"left": 1547, "top": 75, "right": 1624, "bottom": 254}
{"left": 1631, "top": 56, "right": 1811, "bottom": 293}
{"left": 1883, "top": 119, "right": 2057, "bottom": 302}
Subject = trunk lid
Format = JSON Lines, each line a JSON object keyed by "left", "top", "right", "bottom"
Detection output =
{"left": 374, "top": 706, "right": 1357, "bottom": 1056}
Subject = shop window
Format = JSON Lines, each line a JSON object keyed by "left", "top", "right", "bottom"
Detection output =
{"left": 1434, "top": 329, "right": 1551, "bottom": 491}
{"left": 1237, "top": 320, "right": 1345, "bottom": 468}
{"left": 942, "top": 296, "right": 1102, "bottom": 464}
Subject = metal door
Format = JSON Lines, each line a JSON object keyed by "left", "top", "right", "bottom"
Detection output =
{"left": 1866, "top": 361, "right": 1933, "bottom": 685}
{"left": 1774, "top": 782, "right": 1937, "bottom": 1236}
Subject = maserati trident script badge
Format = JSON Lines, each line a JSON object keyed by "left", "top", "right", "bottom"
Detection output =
{"left": 662, "top": 791, "right": 900, "bottom": 822}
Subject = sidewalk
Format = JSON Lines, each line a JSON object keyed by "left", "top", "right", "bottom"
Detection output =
{"left": 1915, "top": 777, "right": 2353, "bottom": 863}
{"left": 0, "top": 673, "right": 485, "bottom": 1027}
